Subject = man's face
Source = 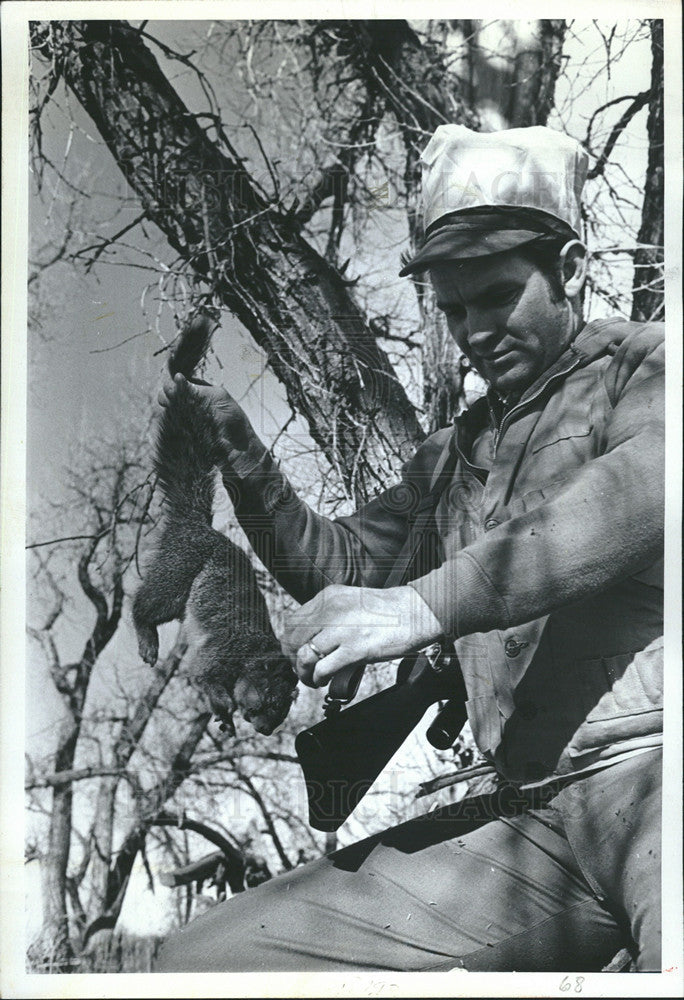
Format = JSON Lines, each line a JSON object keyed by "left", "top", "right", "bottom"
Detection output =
{"left": 430, "top": 251, "right": 573, "bottom": 396}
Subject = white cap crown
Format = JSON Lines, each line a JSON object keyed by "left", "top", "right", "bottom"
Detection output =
{"left": 421, "top": 124, "right": 588, "bottom": 236}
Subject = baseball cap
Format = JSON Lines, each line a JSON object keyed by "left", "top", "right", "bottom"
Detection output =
{"left": 399, "top": 124, "right": 588, "bottom": 276}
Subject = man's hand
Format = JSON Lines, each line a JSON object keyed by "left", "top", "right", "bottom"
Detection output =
{"left": 158, "top": 374, "right": 263, "bottom": 459}
{"left": 282, "top": 584, "right": 443, "bottom": 687}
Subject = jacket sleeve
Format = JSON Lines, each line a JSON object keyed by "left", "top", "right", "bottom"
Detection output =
{"left": 227, "top": 430, "right": 450, "bottom": 605}
{"left": 409, "top": 325, "right": 665, "bottom": 637}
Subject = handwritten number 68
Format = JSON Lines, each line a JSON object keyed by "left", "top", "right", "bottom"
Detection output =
{"left": 560, "top": 975, "right": 585, "bottom": 992}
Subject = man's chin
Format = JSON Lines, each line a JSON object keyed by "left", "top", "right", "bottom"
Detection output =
{"left": 485, "top": 367, "right": 531, "bottom": 396}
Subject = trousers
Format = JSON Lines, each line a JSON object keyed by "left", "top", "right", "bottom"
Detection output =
{"left": 155, "top": 749, "right": 661, "bottom": 973}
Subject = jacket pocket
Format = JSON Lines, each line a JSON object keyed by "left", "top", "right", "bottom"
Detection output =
{"left": 530, "top": 421, "right": 593, "bottom": 454}
{"left": 567, "top": 639, "right": 663, "bottom": 756}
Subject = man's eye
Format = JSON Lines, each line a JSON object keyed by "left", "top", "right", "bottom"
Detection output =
{"left": 490, "top": 288, "right": 519, "bottom": 306}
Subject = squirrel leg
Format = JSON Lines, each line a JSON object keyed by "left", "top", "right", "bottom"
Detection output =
{"left": 132, "top": 525, "right": 215, "bottom": 666}
{"left": 135, "top": 622, "right": 160, "bottom": 666}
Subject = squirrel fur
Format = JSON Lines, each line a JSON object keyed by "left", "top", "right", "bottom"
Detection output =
{"left": 132, "top": 315, "right": 297, "bottom": 735}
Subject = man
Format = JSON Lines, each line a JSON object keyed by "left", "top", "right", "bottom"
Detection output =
{"left": 156, "top": 125, "right": 663, "bottom": 972}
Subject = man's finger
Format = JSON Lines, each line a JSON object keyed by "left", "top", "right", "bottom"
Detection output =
{"left": 295, "top": 640, "right": 320, "bottom": 671}
{"left": 294, "top": 637, "right": 336, "bottom": 686}
{"left": 311, "top": 647, "right": 357, "bottom": 687}
{"left": 282, "top": 619, "right": 322, "bottom": 655}
{"left": 283, "top": 594, "right": 345, "bottom": 647}
{"left": 294, "top": 651, "right": 316, "bottom": 687}
{"left": 294, "top": 659, "right": 315, "bottom": 687}
{"left": 158, "top": 376, "right": 181, "bottom": 404}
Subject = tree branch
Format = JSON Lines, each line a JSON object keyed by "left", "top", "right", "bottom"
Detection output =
{"left": 113, "top": 639, "right": 188, "bottom": 768}
{"left": 587, "top": 89, "right": 651, "bottom": 180}
{"left": 26, "top": 765, "right": 130, "bottom": 790}
{"left": 632, "top": 20, "right": 663, "bottom": 322}
{"left": 71, "top": 211, "right": 148, "bottom": 272}
{"left": 153, "top": 815, "right": 245, "bottom": 893}
{"left": 236, "top": 770, "right": 293, "bottom": 872}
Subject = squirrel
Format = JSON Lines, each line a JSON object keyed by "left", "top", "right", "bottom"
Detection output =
{"left": 132, "top": 314, "right": 298, "bottom": 736}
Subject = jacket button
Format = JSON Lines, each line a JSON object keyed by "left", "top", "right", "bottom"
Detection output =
{"left": 504, "top": 637, "right": 529, "bottom": 658}
{"left": 484, "top": 518, "right": 500, "bottom": 532}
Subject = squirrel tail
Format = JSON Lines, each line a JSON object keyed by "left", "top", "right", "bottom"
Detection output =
{"left": 168, "top": 312, "right": 215, "bottom": 380}
{"left": 155, "top": 314, "right": 221, "bottom": 527}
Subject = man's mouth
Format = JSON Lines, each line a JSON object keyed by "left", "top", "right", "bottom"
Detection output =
{"left": 479, "top": 347, "right": 516, "bottom": 364}
{"left": 480, "top": 348, "right": 511, "bottom": 365}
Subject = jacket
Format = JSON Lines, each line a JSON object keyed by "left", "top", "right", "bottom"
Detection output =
{"left": 230, "top": 318, "right": 664, "bottom": 783}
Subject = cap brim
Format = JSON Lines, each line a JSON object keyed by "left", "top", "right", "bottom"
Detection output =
{"left": 399, "top": 227, "right": 544, "bottom": 277}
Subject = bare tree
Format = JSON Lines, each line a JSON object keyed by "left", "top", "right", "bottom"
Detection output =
{"left": 450, "top": 19, "right": 566, "bottom": 129}
{"left": 631, "top": 19, "right": 664, "bottom": 323}
{"left": 30, "top": 20, "right": 427, "bottom": 502}
{"left": 27, "top": 447, "right": 138, "bottom": 965}
{"left": 29, "top": 18, "right": 661, "bottom": 449}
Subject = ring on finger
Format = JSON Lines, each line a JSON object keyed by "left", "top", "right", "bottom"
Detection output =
{"left": 307, "top": 640, "right": 324, "bottom": 660}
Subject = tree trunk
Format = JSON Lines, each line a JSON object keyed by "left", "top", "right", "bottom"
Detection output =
{"left": 507, "top": 20, "right": 566, "bottom": 128}
{"left": 86, "top": 778, "right": 117, "bottom": 916}
{"left": 449, "top": 20, "right": 566, "bottom": 130}
{"left": 34, "top": 721, "right": 78, "bottom": 969}
{"left": 87, "top": 638, "right": 187, "bottom": 912}
{"left": 632, "top": 19, "right": 664, "bottom": 323}
{"left": 82, "top": 711, "right": 213, "bottom": 944}
{"left": 31, "top": 539, "right": 124, "bottom": 964}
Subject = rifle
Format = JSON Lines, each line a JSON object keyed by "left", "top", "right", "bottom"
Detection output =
{"left": 295, "top": 646, "right": 467, "bottom": 832}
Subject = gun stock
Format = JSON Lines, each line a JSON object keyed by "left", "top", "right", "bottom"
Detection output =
{"left": 295, "top": 651, "right": 466, "bottom": 832}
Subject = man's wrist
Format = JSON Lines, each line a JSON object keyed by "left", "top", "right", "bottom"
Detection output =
{"left": 393, "top": 585, "right": 443, "bottom": 649}
{"left": 219, "top": 435, "right": 269, "bottom": 478}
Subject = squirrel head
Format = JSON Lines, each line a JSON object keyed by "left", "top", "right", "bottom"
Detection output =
{"left": 232, "top": 659, "right": 299, "bottom": 735}
{"left": 205, "top": 654, "right": 298, "bottom": 737}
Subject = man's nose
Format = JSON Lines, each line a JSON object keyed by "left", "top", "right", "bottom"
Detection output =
{"left": 465, "top": 312, "right": 500, "bottom": 354}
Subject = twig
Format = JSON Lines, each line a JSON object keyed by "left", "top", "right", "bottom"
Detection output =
{"left": 587, "top": 90, "right": 651, "bottom": 179}
{"left": 72, "top": 212, "right": 147, "bottom": 271}
{"left": 26, "top": 528, "right": 111, "bottom": 550}
{"left": 415, "top": 762, "right": 497, "bottom": 798}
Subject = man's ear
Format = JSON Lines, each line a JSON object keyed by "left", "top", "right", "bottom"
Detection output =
{"left": 560, "top": 240, "right": 588, "bottom": 299}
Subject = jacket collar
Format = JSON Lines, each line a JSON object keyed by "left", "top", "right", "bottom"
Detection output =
{"left": 570, "top": 315, "right": 627, "bottom": 361}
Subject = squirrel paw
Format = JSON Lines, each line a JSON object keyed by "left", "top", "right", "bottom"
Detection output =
{"left": 136, "top": 626, "right": 159, "bottom": 666}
